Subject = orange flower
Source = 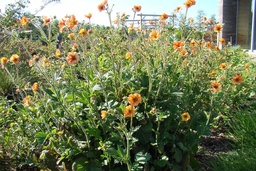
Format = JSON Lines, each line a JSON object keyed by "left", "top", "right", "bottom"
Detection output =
{"left": 23, "top": 96, "right": 30, "bottom": 107}
{"left": 219, "top": 38, "right": 226, "bottom": 44}
{"left": 56, "top": 49, "right": 61, "bottom": 58}
{"left": 102, "top": 0, "right": 108, "bottom": 5}
{"left": 181, "top": 112, "right": 191, "bottom": 122}
{"left": 173, "top": 41, "right": 184, "bottom": 51}
{"left": 133, "top": 5, "right": 141, "bottom": 12}
{"left": 179, "top": 49, "right": 187, "bottom": 56}
{"left": 33, "top": 55, "right": 40, "bottom": 62}
{"left": 232, "top": 74, "right": 243, "bottom": 84}
{"left": 219, "top": 63, "right": 226, "bottom": 70}
{"left": 148, "top": 20, "right": 155, "bottom": 25}
{"left": 72, "top": 43, "right": 78, "bottom": 50}
{"left": 68, "top": 15, "right": 78, "bottom": 29}
{"left": 215, "top": 46, "right": 220, "bottom": 51}
{"left": 42, "top": 16, "right": 51, "bottom": 26}
{"left": 128, "top": 93, "right": 142, "bottom": 106}
{"left": 245, "top": 63, "right": 250, "bottom": 70}
{"left": 174, "top": 6, "right": 182, "bottom": 12}
{"left": 189, "top": 17, "right": 194, "bottom": 24}
{"left": 1, "top": 57, "right": 8, "bottom": 69}
{"left": 113, "top": 18, "right": 119, "bottom": 24}
{"left": 124, "top": 105, "right": 135, "bottom": 118}
{"left": 101, "top": 110, "right": 107, "bottom": 119}
{"left": 211, "top": 81, "right": 222, "bottom": 93}
{"left": 98, "top": 3, "right": 106, "bottom": 12}
{"left": 159, "top": 13, "right": 168, "bottom": 20}
{"left": 190, "top": 39, "right": 196, "bottom": 47}
{"left": 28, "top": 59, "right": 33, "bottom": 67}
{"left": 66, "top": 52, "right": 79, "bottom": 65}
{"left": 58, "top": 19, "right": 66, "bottom": 32}
{"left": 10, "top": 54, "right": 19, "bottom": 64}
{"left": 85, "top": 13, "right": 92, "bottom": 19}
{"left": 79, "top": 29, "right": 87, "bottom": 36}
{"left": 191, "top": 48, "right": 197, "bottom": 55}
{"left": 32, "top": 82, "right": 39, "bottom": 91}
{"left": 125, "top": 52, "right": 132, "bottom": 59}
{"left": 21, "top": 16, "right": 28, "bottom": 26}
{"left": 208, "top": 19, "right": 214, "bottom": 25}
{"left": 209, "top": 70, "right": 217, "bottom": 77}
{"left": 68, "top": 33, "right": 75, "bottom": 39}
{"left": 184, "top": 0, "right": 196, "bottom": 8}
{"left": 214, "top": 24, "right": 223, "bottom": 33}
{"left": 87, "top": 29, "right": 93, "bottom": 34}
{"left": 149, "top": 30, "right": 160, "bottom": 41}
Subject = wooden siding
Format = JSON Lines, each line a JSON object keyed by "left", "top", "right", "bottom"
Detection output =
{"left": 237, "top": 0, "right": 252, "bottom": 48}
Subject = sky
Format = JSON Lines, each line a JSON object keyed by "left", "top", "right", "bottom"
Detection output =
{"left": 0, "top": 0, "right": 218, "bottom": 26}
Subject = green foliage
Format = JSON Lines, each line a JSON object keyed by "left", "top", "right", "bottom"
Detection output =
{"left": 0, "top": 2, "right": 256, "bottom": 171}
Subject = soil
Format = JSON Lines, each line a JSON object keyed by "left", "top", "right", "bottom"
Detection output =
{"left": 196, "top": 129, "right": 235, "bottom": 171}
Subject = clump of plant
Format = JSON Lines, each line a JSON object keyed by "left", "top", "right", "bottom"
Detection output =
{"left": 0, "top": 0, "right": 255, "bottom": 170}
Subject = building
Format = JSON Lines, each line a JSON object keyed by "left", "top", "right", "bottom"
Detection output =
{"left": 218, "top": 0, "right": 256, "bottom": 51}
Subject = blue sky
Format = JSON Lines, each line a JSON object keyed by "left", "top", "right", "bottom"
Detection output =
{"left": 0, "top": 0, "right": 218, "bottom": 25}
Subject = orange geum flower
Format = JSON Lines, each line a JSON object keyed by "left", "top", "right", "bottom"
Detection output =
{"left": 87, "top": 29, "right": 93, "bottom": 34}
{"left": 1, "top": 57, "right": 8, "bottom": 69}
{"left": 21, "top": 16, "right": 28, "bottom": 26}
{"left": 102, "top": 0, "right": 108, "bottom": 5}
{"left": 179, "top": 49, "right": 187, "bottom": 56}
{"left": 85, "top": 13, "right": 92, "bottom": 19}
{"left": 101, "top": 110, "right": 107, "bottom": 119}
{"left": 79, "top": 29, "right": 87, "bottom": 36}
{"left": 68, "top": 15, "right": 78, "bottom": 29}
{"left": 113, "top": 18, "right": 119, "bottom": 24}
{"left": 42, "top": 16, "right": 51, "bottom": 26}
{"left": 128, "top": 93, "right": 142, "bottom": 106}
{"left": 211, "top": 81, "right": 222, "bottom": 93}
{"left": 33, "top": 55, "right": 40, "bottom": 62}
{"left": 219, "top": 63, "right": 227, "bottom": 70}
{"left": 174, "top": 6, "right": 182, "bottom": 12}
{"left": 124, "top": 105, "right": 136, "bottom": 118}
{"left": 159, "top": 13, "right": 169, "bottom": 20}
{"left": 98, "top": 3, "right": 106, "bottom": 12}
{"left": 208, "top": 19, "right": 214, "bottom": 25}
{"left": 66, "top": 52, "right": 79, "bottom": 65}
{"left": 72, "top": 43, "right": 78, "bottom": 50}
{"left": 56, "top": 49, "right": 61, "bottom": 58}
{"left": 190, "top": 39, "right": 196, "bottom": 47}
{"left": 173, "top": 41, "right": 184, "bottom": 51}
{"left": 214, "top": 24, "right": 223, "bottom": 33}
{"left": 133, "top": 5, "right": 142, "bottom": 12}
{"left": 189, "top": 17, "right": 194, "bottom": 24}
{"left": 148, "top": 20, "right": 155, "bottom": 25}
{"left": 68, "top": 33, "right": 75, "bottom": 39}
{"left": 10, "top": 54, "right": 19, "bottom": 64}
{"left": 23, "top": 96, "right": 31, "bottom": 107}
{"left": 232, "top": 74, "right": 243, "bottom": 84}
{"left": 184, "top": 0, "right": 196, "bottom": 8}
{"left": 149, "top": 30, "right": 160, "bottom": 41}
{"left": 219, "top": 38, "right": 226, "bottom": 44}
{"left": 245, "top": 63, "right": 250, "bottom": 70}
{"left": 32, "top": 82, "right": 39, "bottom": 91}
{"left": 181, "top": 112, "right": 191, "bottom": 122}
{"left": 125, "top": 52, "right": 132, "bottom": 59}
{"left": 58, "top": 19, "right": 66, "bottom": 32}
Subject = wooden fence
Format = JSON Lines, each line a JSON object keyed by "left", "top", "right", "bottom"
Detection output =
{"left": 125, "top": 13, "right": 176, "bottom": 28}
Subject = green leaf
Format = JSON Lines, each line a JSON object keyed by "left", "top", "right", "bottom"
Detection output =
{"left": 135, "top": 152, "right": 151, "bottom": 164}
{"left": 173, "top": 148, "right": 182, "bottom": 163}
{"left": 93, "top": 84, "right": 102, "bottom": 91}
{"left": 72, "top": 157, "right": 102, "bottom": 171}
{"left": 35, "top": 132, "right": 47, "bottom": 145}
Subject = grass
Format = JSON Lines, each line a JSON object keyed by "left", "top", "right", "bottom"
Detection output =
{"left": 210, "top": 104, "right": 256, "bottom": 171}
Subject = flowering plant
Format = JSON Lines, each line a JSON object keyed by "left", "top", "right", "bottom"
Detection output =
{"left": 0, "top": 0, "right": 255, "bottom": 170}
